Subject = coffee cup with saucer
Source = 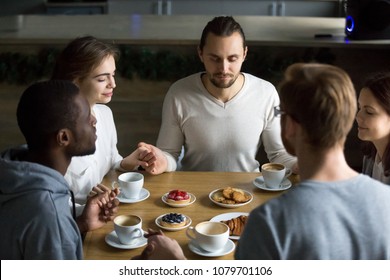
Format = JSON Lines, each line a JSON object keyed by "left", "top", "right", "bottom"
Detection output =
{"left": 112, "top": 172, "right": 144, "bottom": 199}
{"left": 260, "top": 163, "right": 292, "bottom": 189}
{"left": 186, "top": 221, "right": 234, "bottom": 257}
{"left": 254, "top": 163, "right": 292, "bottom": 191}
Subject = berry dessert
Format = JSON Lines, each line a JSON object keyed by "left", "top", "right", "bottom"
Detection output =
{"left": 166, "top": 189, "right": 191, "bottom": 204}
{"left": 160, "top": 213, "right": 187, "bottom": 228}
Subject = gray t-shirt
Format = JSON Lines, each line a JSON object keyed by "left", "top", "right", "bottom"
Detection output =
{"left": 235, "top": 174, "right": 390, "bottom": 259}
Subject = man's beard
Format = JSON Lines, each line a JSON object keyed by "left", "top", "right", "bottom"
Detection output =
{"left": 209, "top": 73, "right": 238, "bottom": 88}
{"left": 69, "top": 137, "right": 96, "bottom": 158}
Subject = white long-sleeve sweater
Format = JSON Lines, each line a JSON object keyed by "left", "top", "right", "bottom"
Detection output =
{"left": 157, "top": 72, "right": 296, "bottom": 172}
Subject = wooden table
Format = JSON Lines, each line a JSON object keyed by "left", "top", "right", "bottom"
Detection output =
{"left": 83, "top": 171, "right": 299, "bottom": 260}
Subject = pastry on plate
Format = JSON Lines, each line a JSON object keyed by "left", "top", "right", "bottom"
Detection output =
{"left": 166, "top": 189, "right": 191, "bottom": 204}
{"left": 160, "top": 213, "right": 187, "bottom": 228}
{"left": 221, "top": 215, "right": 248, "bottom": 236}
{"left": 212, "top": 187, "right": 251, "bottom": 205}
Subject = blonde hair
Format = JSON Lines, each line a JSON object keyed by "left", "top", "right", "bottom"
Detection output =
{"left": 278, "top": 63, "right": 356, "bottom": 149}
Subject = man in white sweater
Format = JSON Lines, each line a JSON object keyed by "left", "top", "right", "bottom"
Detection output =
{"left": 141, "top": 16, "right": 296, "bottom": 174}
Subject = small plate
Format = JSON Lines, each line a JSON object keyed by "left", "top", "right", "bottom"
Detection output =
{"left": 253, "top": 176, "right": 292, "bottom": 191}
{"left": 155, "top": 213, "right": 192, "bottom": 231}
{"left": 188, "top": 239, "right": 235, "bottom": 257}
{"left": 117, "top": 188, "right": 150, "bottom": 203}
{"left": 161, "top": 192, "right": 196, "bottom": 208}
{"left": 105, "top": 230, "right": 147, "bottom": 249}
{"left": 210, "top": 212, "right": 249, "bottom": 240}
{"left": 209, "top": 188, "right": 253, "bottom": 208}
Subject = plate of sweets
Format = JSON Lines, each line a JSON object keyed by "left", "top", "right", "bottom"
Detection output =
{"left": 162, "top": 189, "right": 196, "bottom": 207}
{"left": 155, "top": 213, "right": 192, "bottom": 231}
{"left": 209, "top": 187, "right": 253, "bottom": 208}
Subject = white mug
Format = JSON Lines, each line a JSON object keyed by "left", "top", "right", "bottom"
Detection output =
{"left": 112, "top": 172, "right": 144, "bottom": 199}
{"left": 186, "top": 221, "right": 229, "bottom": 252}
{"left": 114, "top": 214, "right": 143, "bottom": 245}
{"left": 261, "top": 163, "right": 292, "bottom": 189}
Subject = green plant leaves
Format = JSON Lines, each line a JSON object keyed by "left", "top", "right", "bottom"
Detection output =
{"left": 0, "top": 46, "right": 335, "bottom": 85}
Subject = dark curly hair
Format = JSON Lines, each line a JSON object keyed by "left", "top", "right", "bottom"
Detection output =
{"left": 17, "top": 80, "right": 80, "bottom": 151}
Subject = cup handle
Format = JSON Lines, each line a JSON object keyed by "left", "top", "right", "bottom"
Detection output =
{"left": 285, "top": 168, "right": 292, "bottom": 178}
{"left": 186, "top": 226, "right": 196, "bottom": 241}
{"left": 133, "top": 228, "right": 143, "bottom": 239}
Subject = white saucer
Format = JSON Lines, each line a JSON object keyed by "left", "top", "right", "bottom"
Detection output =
{"left": 188, "top": 239, "right": 235, "bottom": 257}
{"left": 253, "top": 176, "right": 292, "bottom": 191}
{"left": 105, "top": 230, "right": 147, "bottom": 249}
{"left": 117, "top": 188, "right": 150, "bottom": 203}
{"left": 155, "top": 213, "right": 192, "bottom": 231}
{"left": 161, "top": 192, "right": 196, "bottom": 208}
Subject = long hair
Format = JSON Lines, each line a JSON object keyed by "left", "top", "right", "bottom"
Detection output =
{"left": 361, "top": 72, "right": 390, "bottom": 175}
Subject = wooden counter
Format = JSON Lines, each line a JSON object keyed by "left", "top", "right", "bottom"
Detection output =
{"left": 0, "top": 15, "right": 389, "bottom": 48}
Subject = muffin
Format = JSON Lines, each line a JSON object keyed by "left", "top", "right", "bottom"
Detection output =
{"left": 166, "top": 190, "right": 191, "bottom": 204}
{"left": 160, "top": 213, "right": 187, "bottom": 228}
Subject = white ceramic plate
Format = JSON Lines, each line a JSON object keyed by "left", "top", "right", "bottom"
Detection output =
{"left": 117, "top": 188, "right": 150, "bottom": 203}
{"left": 105, "top": 230, "right": 147, "bottom": 249}
{"left": 209, "top": 188, "right": 253, "bottom": 208}
{"left": 161, "top": 192, "right": 196, "bottom": 208}
{"left": 209, "top": 212, "right": 249, "bottom": 240}
{"left": 188, "top": 239, "right": 235, "bottom": 257}
{"left": 253, "top": 176, "right": 292, "bottom": 192}
{"left": 155, "top": 213, "right": 192, "bottom": 231}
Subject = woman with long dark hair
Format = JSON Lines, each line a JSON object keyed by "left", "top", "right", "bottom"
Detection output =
{"left": 356, "top": 72, "right": 390, "bottom": 184}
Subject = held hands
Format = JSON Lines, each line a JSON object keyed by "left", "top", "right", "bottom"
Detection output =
{"left": 136, "top": 142, "right": 168, "bottom": 175}
{"left": 120, "top": 142, "right": 168, "bottom": 175}
{"left": 132, "top": 229, "right": 186, "bottom": 260}
{"left": 77, "top": 184, "right": 120, "bottom": 233}
{"left": 120, "top": 142, "right": 165, "bottom": 173}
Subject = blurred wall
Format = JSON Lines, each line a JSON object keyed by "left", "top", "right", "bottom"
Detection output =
{"left": 1, "top": 0, "right": 46, "bottom": 15}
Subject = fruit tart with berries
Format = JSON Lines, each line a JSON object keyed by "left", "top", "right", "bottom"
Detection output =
{"left": 160, "top": 213, "right": 187, "bottom": 228}
{"left": 166, "top": 189, "right": 191, "bottom": 204}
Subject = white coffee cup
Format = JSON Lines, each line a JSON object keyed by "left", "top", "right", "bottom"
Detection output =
{"left": 261, "top": 163, "right": 292, "bottom": 189}
{"left": 112, "top": 172, "right": 144, "bottom": 199}
{"left": 186, "top": 221, "right": 229, "bottom": 252}
{"left": 114, "top": 214, "right": 143, "bottom": 245}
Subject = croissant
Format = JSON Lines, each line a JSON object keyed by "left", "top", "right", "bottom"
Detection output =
{"left": 222, "top": 215, "right": 248, "bottom": 236}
